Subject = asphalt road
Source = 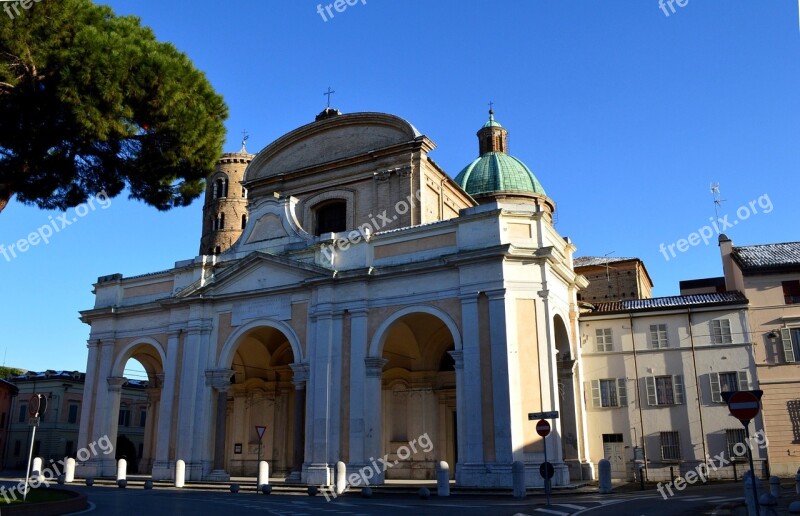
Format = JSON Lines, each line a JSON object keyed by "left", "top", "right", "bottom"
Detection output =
{"left": 42, "top": 482, "right": 750, "bottom": 516}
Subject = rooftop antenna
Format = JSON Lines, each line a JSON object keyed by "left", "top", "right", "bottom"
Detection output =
{"left": 710, "top": 182, "right": 724, "bottom": 222}
{"left": 240, "top": 129, "right": 249, "bottom": 153}
{"left": 604, "top": 251, "right": 615, "bottom": 284}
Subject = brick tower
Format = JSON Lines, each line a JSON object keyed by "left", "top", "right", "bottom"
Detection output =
{"left": 199, "top": 149, "right": 254, "bottom": 255}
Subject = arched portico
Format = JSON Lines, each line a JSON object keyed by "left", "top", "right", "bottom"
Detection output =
{"left": 367, "top": 306, "right": 461, "bottom": 481}
{"left": 554, "top": 313, "right": 581, "bottom": 477}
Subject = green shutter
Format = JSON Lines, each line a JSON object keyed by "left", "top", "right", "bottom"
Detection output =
{"left": 782, "top": 328, "right": 796, "bottom": 363}
{"left": 618, "top": 378, "right": 627, "bottom": 407}
{"left": 710, "top": 372, "right": 722, "bottom": 403}
{"left": 591, "top": 380, "right": 601, "bottom": 408}
{"left": 646, "top": 376, "right": 657, "bottom": 406}
{"left": 673, "top": 375, "right": 684, "bottom": 404}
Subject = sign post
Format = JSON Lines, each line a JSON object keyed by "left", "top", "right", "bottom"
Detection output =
{"left": 528, "top": 411, "right": 559, "bottom": 506}
{"left": 255, "top": 426, "right": 267, "bottom": 468}
{"left": 24, "top": 394, "right": 47, "bottom": 502}
{"left": 723, "top": 390, "right": 763, "bottom": 516}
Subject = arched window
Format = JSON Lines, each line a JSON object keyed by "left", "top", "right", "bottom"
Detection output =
{"left": 214, "top": 177, "right": 228, "bottom": 199}
{"left": 241, "top": 214, "right": 247, "bottom": 229}
{"left": 214, "top": 246, "right": 221, "bottom": 255}
{"left": 314, "top": 200, "right": 347, "bottom": 236}
{"left": 218, "top": 213, "right": 225, "bottom": 230}
{"left": 242, "top": 186, "right": 247, "bottom": 198}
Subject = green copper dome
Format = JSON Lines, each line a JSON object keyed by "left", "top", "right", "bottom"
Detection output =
{"left": 455, "top": 152, "right": 546, "bottom": 196}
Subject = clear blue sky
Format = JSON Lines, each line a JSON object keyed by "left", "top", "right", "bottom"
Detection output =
{"left": 2, "top": 0, "right": 799, "bottom": 373}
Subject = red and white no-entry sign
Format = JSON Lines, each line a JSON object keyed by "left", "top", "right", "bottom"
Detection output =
{"left": 727, "top": 391, "right": 760, "bottom": 422}
{"left": 536, "top": 419, "right": 551, "bottom": 437}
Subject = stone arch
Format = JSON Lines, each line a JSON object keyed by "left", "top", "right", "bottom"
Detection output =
{"left": 301, "top": 189, "right": 356, "bottom": 235}
{"left": 369, "top": 305, "right": 462, "bottom": 358}
{"left": 218, "top": 318, "right": 304, "bottom": 369}
{"left": 111, "top": 337, "right": 166, "bottom": 379}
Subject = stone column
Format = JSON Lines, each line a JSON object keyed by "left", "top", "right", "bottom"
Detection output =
{"left": 364, "top": 357, "right": 387, "bottom": 484}
{"left": 206, "top": 369, "right": 234, "bottom": 481}
{"left": 348, "top": 309, "right": 368, "bottom": 471}
{"left": 487, "top": 290, "right": 514, "bottom": 465}
{"left": 142, "top": 383, "right": 162, "bottom": 473}
{"left": 105, "top": 377, "right": 128, "bottom": 476}
{"left": 76, "top": 339, "right": 100, "bottom": 460}
{"left": 287, "top": 363, "right": 308, "bottom": 483}
{"left": 305, "top": 311, "right": 335, "bottom": 485}
{"left": 457, "top": 295, "right": 487, "bottom": 485}
{"left": 152, "top": 330, "right": 180, "bottom": 480}
{"left": 449, "top": 350, "right": 465, "bottom": 473}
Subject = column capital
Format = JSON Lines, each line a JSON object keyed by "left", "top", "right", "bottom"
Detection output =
{"left": 347, "top": 307, "right": 369, "bottom": 317}
{"left": 205, "top": 369, "right": 234, "bottom": 391}
{"left": 107, "top": 377, "right": 127, "bottom": 391}
{"left": 459, "top": 293, "right": 479, "bottom": 304}
{"left": 485, "top": 288, "right": 506, "bottom": 301}
{"left": 448, "top": 350, "right": 464, "bottom": 370}
{"left": 86, "top": 339, "right": 101, "bottom": 349}
{"left": 365, "top": 357, "right": 388, "bottom": 377}
{"left": 290, "top": 362, "right": 310, "bottom": 385}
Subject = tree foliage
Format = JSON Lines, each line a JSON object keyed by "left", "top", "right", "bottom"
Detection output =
{"left": 0, "top": 366, "right": 24, "bottom": 379}
{"left": 0, "top": 0, "right": 228, "bottom": 213}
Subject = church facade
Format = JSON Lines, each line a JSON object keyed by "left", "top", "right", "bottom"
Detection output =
{"left": 77, "top": 108, "right": 592, "bottom": 488}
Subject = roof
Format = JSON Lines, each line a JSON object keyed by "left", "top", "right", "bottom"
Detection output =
{"left": 573, "top": 256, "right": 638, "bottom": 268}
{"left": 585, "top": 291, "right": 748, "bottom": 315}
{"left": 482, "top": 112, "right": 503, "bottom": 129}
{"left": 0, "top": 378, "right": 18, "bottom": 395}
{"left": 732, "top": 241, "right": 800, "bottom": 272}
{"left": 8, "top": 370, "right": 148, "bottom": 389}
{"left": 455, "top": 152, "right": 546, "bottom": 196}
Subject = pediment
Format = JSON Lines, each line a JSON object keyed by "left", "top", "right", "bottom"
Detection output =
{"left": 198, "top": 253, "right": 330, "bottom": 297}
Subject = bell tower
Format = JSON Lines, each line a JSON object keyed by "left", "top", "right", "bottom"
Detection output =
{"left": 477, "top": 108, "right": 508, "bottom": 155}
{"left": 199, "top": 148, "right": 254, "bottom": 255}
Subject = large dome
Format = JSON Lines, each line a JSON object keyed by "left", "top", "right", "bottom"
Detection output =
{"left": 455, "top": 151, "right": 546, "bottom": 197}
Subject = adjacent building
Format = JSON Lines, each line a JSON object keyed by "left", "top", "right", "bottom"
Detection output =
{"left": 6, "top": 371, "right": 148, "bottom": 472}
{"left": 0, "top": 378, "right": 18, "bottom": 469}
{"left": 580, "top": 291, "right": 764, "bottom": 480}
{"left": 574, "top": 257, "right": 653, "bottom": 304}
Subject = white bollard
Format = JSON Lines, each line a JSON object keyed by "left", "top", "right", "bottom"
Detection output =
{"left": 175, "top": 460, "right": 186, "bottom": 488}
{"left": 258, "top": 461, "right": 270, "bottom": 489}
{"left": 65, "top": 458, "right": 76, "bottom": 483}
{"left": 512, "top": 461, "right": 525, "bottom": 499}
{"left": 117, "top": 458, "right": 127, "bottom": 481}
{"left": 31, "top": 457, "right": 44, "bottom": 483}
{"left": 436, "top": 461, "right": 450, "bottom": 497}
{"left": 335, "top": 461, "right": 347, "bottom": 495}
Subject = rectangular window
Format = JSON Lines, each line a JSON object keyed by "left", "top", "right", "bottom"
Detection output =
{"left": 67, "top": 403, "right": 79, "bottom": 424}
{"left": 118, "top": 408, "right": 130, "bottom": 427}
{"left": 726, "top": 428, "right": 748, "bottom": 460}
{"left": 65, "top": 441, "right": 74, "bottom": 457}
{"left": 32, "top": 440, "right": 40, "bottom": 457}
{"left": 0, "top": 411, "right": 5, "bottom": 427}
{"left": 780, "top": 328, "right": 800, "bottom": 363}
{"left": 649, "top": 324, "right": 669, "bottom": 349}
{"left": 660, "top": 431, "right": 682, "bottom": 461}
{"left": 783, "top": 280, "right": 800, "bottom": 305}
{"left": 18, "top": 404, "right": 26, "bottom": 423}
{"left": 711, "top": 319, "right": 733, "bottom": 344}
{"left": 139, "top": 410, "right": 147, "bottom": 428}
{"left": 709, "top": 371, "right": 750, "bottom": 402}
{"left": 595, "top": 328, "right": 613, "bottom": 352}
{"left": 646, "top": 375, "right": 684, "bottom": 406}
{"left": 13, "top": 440, "right": 20, "bottom": 457}
{"left": 591, "top": 379, "right": 627, "bottom": 408}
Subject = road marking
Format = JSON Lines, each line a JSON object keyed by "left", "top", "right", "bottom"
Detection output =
{"left": 535, "top": 508, "right": 570, "bottom": 516}
{"left": 555, "top": 503, "right": 588, "bottom": 510}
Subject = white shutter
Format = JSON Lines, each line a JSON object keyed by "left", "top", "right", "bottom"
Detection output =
{"left": 737, "top": 371, "right": 750, "bottom": 391}
{"left": 646, "top": 376, "right": 657, "bottom": 406}
{"left": 710, "top": 372, "right": 722, "bottom": 403}
{"left": 782, "top": 328, "right": 796, "bottom": 363}
{"left": 591, "top": 380, "right": 601, "bottom": 408}
{"left": 618, "top": 378, "right": 627, "bottom": 407}
{"left": 673, "top": 375, "right": 684, "bottom": 404}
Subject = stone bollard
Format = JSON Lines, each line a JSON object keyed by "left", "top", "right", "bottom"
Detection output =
{"left": 258, "top": 461, "right": 270, "bottom": 490}
{"left": 261, "top": 485, "right": 272, "bottom": 495}
{"left": 144, "top": 480, "right": 153, "bottom": 489}
{"left": 31, "top": 457, "right": 44, "bottom": 483}
{"left": 85, "top": 478, "right": 94, "bottom": 487}
{"left": 769, "top": 476, "right": 781, "bottom": 498}
{"left": 418, "top": 487, "right": 430, "bottom": 499}
{"left": 744, "top": 471, "right": 763, "bottom": 516}
{"left": 308, "top": 485, "right": 319, "bottom": 496}
{"left": 361, "top": 486, "right": 373, "bottom": 498}
{"left": 598, "top": 459, "right": 612, "bottom": 494}
{"left": 65, "top": 458, "right": 76, "bottom": 483}
{"left": 335, "top": 461, "right": 347, "bottom": 495}
{"left": 175, "top": 460, "right": 186, "bottom": 488}
{"left": 230, "top": 483, "right": 240, "bottom": 493}
{"left": 436, "top": 461, "right": 450, "bottom": 497}
{"left": 789, "top": 500, "right": 800, "bottom": 514}
{"left": 117, "top": 479, "right": 127, "bottom": 489}
{"left": 512, "top": 461, "right": 526, "bottom": 499}
{"left": 759, "top": 493, "right": 778, "bottom": 516}
{"left": 117, "top": 458, "right": 127, "bottom": 482}
{"left": 57, "top": 474, "right": 65, "bottom": 485}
